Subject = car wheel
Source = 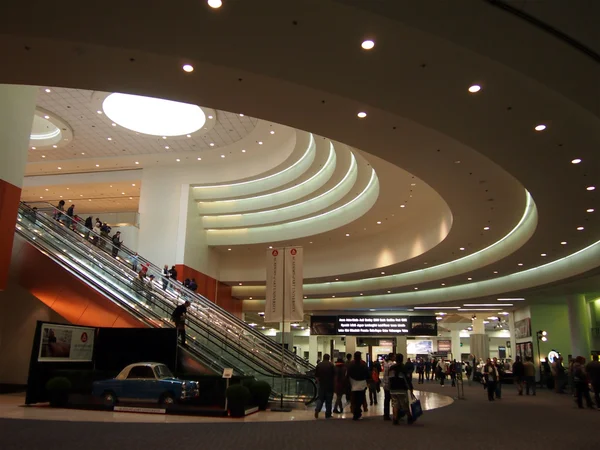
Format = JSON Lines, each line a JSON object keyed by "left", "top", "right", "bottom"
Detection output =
{"left": 103, "top": 391, "right": 117, "bottom": 407}
{"left": 160, "top": 393, "right": 175, "bottom": 406}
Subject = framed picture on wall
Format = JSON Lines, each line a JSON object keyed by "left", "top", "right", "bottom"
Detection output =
{"left": 514, "top": 318, "right": 531, "bottom": 339}
{"left": 524, "top": 341, "right": 533, "bottom": 360}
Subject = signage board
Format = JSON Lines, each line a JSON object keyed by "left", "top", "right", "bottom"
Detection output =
{"left": 284, "top": 247, "right": 304, "bottom": 322}
{"left": 514, "top": 318, "right": 531, "bottom": 339}
{"left": 437, "top": 339, "right": 451, "bottom": 352}
{"left": 407, "top": 340, "right": 434, "bottom": 354}
{"left": 309, "top": 315, "right": 437, "bottom": 336}
{"left": 222, "top": 368, "right": 234, "bottom": 379}
{"left": 38, "top": 323, "right": 95, "bottom": 362}
{"left": 265, "top": 248, "right": 284, "bottom": 322}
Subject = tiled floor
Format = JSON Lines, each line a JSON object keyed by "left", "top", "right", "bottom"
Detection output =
{"left": 0, "top": 389, "right": 452, "bottom": 423}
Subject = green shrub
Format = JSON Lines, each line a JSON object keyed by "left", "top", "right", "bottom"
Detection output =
{"left": 249, "top": 380, "right": 271, "bottom": 410}
{"left": 226, "top": 384, "right": 251, "bottom": 417}
{"left": 45, "top": 377, "right": 72, "bottom": 407}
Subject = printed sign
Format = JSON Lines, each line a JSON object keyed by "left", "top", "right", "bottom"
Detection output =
{"left": 284, "top": 247, "right": 304, "bottom": 322}
{"left": 222, "top": 368, "right": 234, "bottom": 379}
{"left": 437, "top": 339, "right": 451, "bottom": 352}
{"left": 338, "top": 316, "right": 409, "bottom": 335}
{"left": 407, "top": 340, "right": 434, "bottom": 354}
{"left": 38, "top": 323, "right": 95, "bottom": 362}
{"left": 265, "top": 248, "right": 284, "bottom": 322}
{"left": 514, "top": 318, "right": 531, "bottom": 339}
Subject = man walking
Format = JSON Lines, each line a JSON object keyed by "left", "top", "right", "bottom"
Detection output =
{"left": 171, "top": 300, "right": 190, "bottom": 346}
{"left": 347, "top": 351, "right": 369, "bottom": 421}
{"left": 523, "top": 356, "right": 536, "bottom": 396}
{"left": 314, "top": 354, "right": 335, "bottom": 419}
{"left": 382, "top": 353, "right": 394, "bottom": 421}
{"left": 586, "top": 354, "right": 600, "bottom": 408}
{"left": 512, "top": 356, "right": 525, "bottom": 396}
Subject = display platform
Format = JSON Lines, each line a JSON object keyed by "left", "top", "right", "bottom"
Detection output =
{"left": 0, "top": 390, "right": 452, "bottom": 423}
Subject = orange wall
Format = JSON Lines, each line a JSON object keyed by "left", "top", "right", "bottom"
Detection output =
{"left": 0, "top": 180, "right": 21, "bottom": 290}
{"left": 175, "top": 264, "right": 242, "bottom": 319}
{"left": 11, "top": 236, "right": 145, "bottom": 328}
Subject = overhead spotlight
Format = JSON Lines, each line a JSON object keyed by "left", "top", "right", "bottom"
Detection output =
{"left": 577, "top": 226, "right": 584, "bottom": 231}
{"left": 239, "top": 113, "right": 244, "bottom": 117}
{"left": 44, "top": 115, "right": 50, "bottom": 119}
{"left": 165, "top": 146, "right": 170, "bottom": 149}
{"left": 345, "top": 233, "right": 350, "bottom": 237}
{"left": 534, "top": 124, "right": 546, "bottom": 131}
{"left": 112, "top": 123, "right": 117, "bottom": 127}
{"left": 107, "top": 137, "right": 112, "bottom": 141}
{"left": 357, "top": 111, "right": 367, "bottom": 118}
{"left": 586, "top": 186, "right": 595, "bottom": 191}
{"left": 483, "top": 226, "right": 490, "bottom": 230}
{"left": 270, "top": 130, "right": 275, "bottom": 134}
{"left": 176, "top": 158, "right": 181, "bottom": 162}
{"left": 135, "top": 161, "right": 139, "bottom": 165}
{"left": 571, "top": 158, "right": 582, "bottom": 164}
{"left": 241, "top": 149, "right": 246, "bottom": 153}
{"left": 468, "top": 85, "right": 481, "bottom": 93}
{"left": 220, "top": 154, "right": 225, "bottom": 158}
{"left": 31, "top": 146, "right": 36, "bottom": 150}
{"left": 182, "top": 64, "right": 194, "bottom": 73}
{"left": 587, "top": 208, "right": 595, "bottom": 213}
{"left": 208, "top": 115, "right": 213, "bottom": 119}
{"left": 376, "top": 221, "right": 382, "bottom": 224}
{"left": 95, "top": 164, "right": 100, "bottom": 167}
{"left": 45, "top": 88, "right": 51, "bottom": 93}
{"left": 361, "top": 40, "right": 375, "bottom": 50}
{"left": 96, "top": 110, "right": 102, "bottom": 115}
{"left": 52, "top": 145, "right": 57, "bottom": 148}
{"left": 209, "top": 143, "right": 215, "bottom": 147}
{"left": 459, "top": 247, "right": 465, "bottom": 251}
{"left": 197, "top": 157, "right": 202, "bottom": 161}
{"left": 207, "top": 0, "right": 222, "bottom": 8}
{"left": 560, "top": 241, "right": 567, "bottom": 245}
{"left": 258, "top": 141, "right": 263, "bottom": 145}
{"left": 186, "top": 134, "right": 192, "bottom": 138}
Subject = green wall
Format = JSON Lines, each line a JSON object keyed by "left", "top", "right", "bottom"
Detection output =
{"left": 530, "top": 304, "right": 573, "bottom": 361}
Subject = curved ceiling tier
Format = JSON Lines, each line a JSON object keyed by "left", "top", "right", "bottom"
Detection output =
{"left": 2, "top": 0, "right": 598, "bottom": 308}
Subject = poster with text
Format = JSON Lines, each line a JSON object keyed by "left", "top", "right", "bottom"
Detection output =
{"left": 407, "top": 340, "right": 433, "bottom": 354}
{"left": 284, "top": 247, "right": 304, "bottom": 322}
{"left": 265, "top": 248, "right": 284, "bottom": 322}
{"left": 38, "top": 323, "right": 95, "bottom": 362}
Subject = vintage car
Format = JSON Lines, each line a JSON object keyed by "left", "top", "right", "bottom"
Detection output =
{"left": 92, "top": 362, "right": 199, "bottom": 406}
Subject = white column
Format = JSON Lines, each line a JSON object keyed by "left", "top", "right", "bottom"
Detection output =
{"left": 470, "top": 317, "right": 489, "bottom": 361}
{"left": 308, "top": 335, "right": 318, "bottom": 365}
{"left": 567, "top": 294, "right": 591, "bottom": 358}
{"left": 396, "top": 335, "right": 407, "bottom": 356}
{"left": 345, "top": 336, "right": 356, "bottom": 355}
{"left": 508, "top": 313, "right": 517, "bottom": 359}
{"left": 451, "top": 329, "right": 461, "bottom": 361}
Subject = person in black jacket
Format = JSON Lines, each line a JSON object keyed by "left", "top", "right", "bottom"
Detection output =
{"left": 172, "top": 300, "right": 190, "bottom": 345}
{"left": 314, "top": 354, "right": 335, "bottom": 419}
{"left": 512, "top": 356, "right": 525, "bottom": 396}
{"left": 84, "top": 216, "right": 93, "bottom": 240}
{"left": 347, "top": 351, "right": 370, "bottom": 421}
{"left": 111, "top": 231, "right": 122, "bottom": 257}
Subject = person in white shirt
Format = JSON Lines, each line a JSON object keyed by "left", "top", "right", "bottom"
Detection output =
{"left": 382, "top": 353, "right": 394, "bottom": 420}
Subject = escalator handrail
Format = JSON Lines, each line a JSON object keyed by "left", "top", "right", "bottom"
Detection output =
{"left": 22, "top": 201, "right": 314, "bottom": 372}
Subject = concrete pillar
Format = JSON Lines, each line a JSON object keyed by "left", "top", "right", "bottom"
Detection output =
{"left": 0, "top": 85, "right": 37, "bottom": 290}
{"left": 470, "top": 317, "right": 489, "bottom": 361}
{"left": 451, "top": 329, "right": 461, "bottom": 362}
{"left": 396, "top": 335, "right": 407, "bottom": 357}
{"left": 345, "top": 335, "right": 356, "bottom": 355}
{"left": 508, "top": 313, "right": 517, "bottom": 359}
{"left": 567, "top": 294, "right": 591, "bottom": 358}
{"left": 308, "top": 335, "right": 318, "bottom": 364}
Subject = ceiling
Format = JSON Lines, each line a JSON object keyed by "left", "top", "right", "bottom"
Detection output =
{"left": 1, "top": 0, "right": 599, "bottom": 313}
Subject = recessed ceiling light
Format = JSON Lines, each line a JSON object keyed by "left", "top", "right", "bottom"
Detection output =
{"left": 468, "top": 85, "right": 481, "bottom": 93}
{"left": 135, "top": 161, "right": 139, "bottom": 165}
{"left": 129, "top": 197, "right": 133, "bottom": 200}
{"left": 357, "top": 112, "right": 367, "bottom": 118}
{"left": 586, "top": 186, "right": 595, "bottom": 191}
{"left": 561, "top": 241, "right": 567, "bottom": 245}
{"left": 454, "top": 160, "right": 461, "bottom": 164}
{"left": 345, "top": 233, "right": 350, "bottom": 237}
{"left": 400, "top": 205, "right": 405, "bottom": 208}
{"left": 208, "top": 115, "right": 213, "bottom": 119}
{"left": 332, "top": 295, "right": 336, "bottom": 298}
{"left": 517, "top": 263, "right": 523, "bottom": 266}
{"left": 483, "top": 226, "right": 490, "bottom": 230}
{"left": 111, "top": 123, "right": 116, "bottom": 127}
{"left": 31, "top": 146, "right": 36, "bottom": 150}
{"left": 577, "top": 226, "right": 584, "bottom": 231}
{"left": 249, "top": 297, "right": 253, "bottom": 300}
{"left": 207, "top": 0, "right": 222, "bottom": 9}
{"left": 96, "top": 110, "right": 102, "bottom": 114}
{"left": 258, "top": 141, "right": 263, "bottom": 145}
{"left": 534, "top": 124, "right": 546, "bottom": 131}
{"left": 239, "top": 113, "right": 244, "bottom": 117}
{"left": 220, "top": 155, "right": 225, "bottom": 158}
{"left": 268, "top": 246, "right": 272, "bottom": 249}
{"left": 57, "top": 167, "right": 62, "bottom": 170}
{"left": 541, "top": 253, "right": 547, "bottom": 256}
{"left": 182, "top": 64, "right": 194, "bottom": 73}
{"left": 493, "top": 271, "right": 498, "bottom": 274}
{"left": 186, "top": 134, "right": 191, "bottom": 138}
{"left": 43, "top": 115, "right": 50, "bottom": 119}
{"left": 376, "top": 221, "right": 382, "bottom": 224}
{"left": 467, "top": 277, "right": 472, "bottom": 281}
{"left": 387, "top": 291, "right": 391, "bottom": 294}
{"left": 381, "top": 271, "right": 385, "bottom": 275}
{"left": 41, "top": 155, "right": 45, "bottom": 158}
{"left": 132, "top": 184, "right": 136, "bottom": 187}
{"left": 571, "top": 158, "right": 582, "bottom": 164}
{"left": 209, "top": 143, "right": 215, "bottom": 147}
{"left": 414, "top": 287, "right": 419, "bottom": 290}
{"left": 45, "top": 88, "right": 51, "bottom": 93}
{"left": 59, "top": 195, "right": 62, "bottom": 198}
{"left": 39, "top": 196, "right": 43, "bottom": 199}
{"left": 45, "top": 188, "right": 48, "bottom": 191}
{"left": 165, "top": 146, "right": 170, "bottom": 149}
{"left": 241, "top": 149, "right": 246, "bottom": 153}
{"left": 176, "top": 158, "right": 181, "bottom": 162}
{"left": 228, "top": 248, "right": 231, "bottom": 251}
{"left": 79, "top": 194, "right": 83, "bottom": 197}
{"left": 309, "top": 241, "right": 313, "bottom": 244}
{"left": 81, "top": 152, "right": 85, "bottom": 155}
{"left": 587, "top": 208, "right": 594, "bottom": 213}
{"left": 52, "top": 145, "right": 57, "bottom": 148}
{"left": 360, "top": 293, "right": 364, "bottom": 296}
{"left": 459, "top": 247, "right": 465, "bottom": 251}
{"left": 361, "top": 40, "right": 375, "bottom": 50}
{"left": 411, "top": 183, "right": 416, "bottom": 186}
{"left": 95, "top": 164, "right": 100, "bottom": 167}
{"left": 107, "top": 137, "right": 112, "bottom": 141}
{"left": 121, "top": 192, "right": 125, "bottom": 195}
{"left": 197, "top": 157, "right": 202, "bottom": 161}
{"left": 162, "top": 136, "right": 167, "bottom": 139}
{"left": 270, "top": 130, "right": 275, "bottom": 135}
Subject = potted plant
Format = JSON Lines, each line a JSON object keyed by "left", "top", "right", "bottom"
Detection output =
{"left": 226, "top": 384, "right": 251, "bottom": 417}
{"left": 249, "top": 380, "right": 271, "bottom": 410}
{"left": 45, "top": 376, "right": 72, "bottom": 407}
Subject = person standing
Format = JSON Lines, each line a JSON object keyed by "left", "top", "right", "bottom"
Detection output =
{"left": 368, "top": 359, "right": 380, "bottom": 406}
{"left": 169, "top": 265, "right": 178, "bottom": 288}
{"left": 573, "top": 356, "right": 594, "bottom": 409}
{"left": 171, "top": 300, "right": 190, "bottom": 346}
{"left": 416, "top": 359, "right": 425, "bottom": 384}
{"left": 523, "top": 356, "right": 536, "bottom": 396}
{"left": 65, "top": 203, "right": 75, "bottom": 229}
{"left": 424, "top": 359, "right": 432, "bottom": 381}
{"left": 333, "top": 357, "right": 346, "bottom": 414}
{"left": 189, "top": 278, "right": 198, "bottom": 293}
{"left": 93, "top": 218, "right": 102, "bottom": 246}
{"left": 388, "top": 354, "right": 413, "bottom": 425}
{"left": 512, "top": 356, "right": 525, "bottom": 396}
{"left": 314, "top": 354, "right": 335, "bottom": 419}
{"left": 437, "top": 359, "right": 446, "bottom": 386}
{"left": 111, "top": 231, "right": 122, "bottom": 257}
{"left": 347, "top": 351, "right": 369, "bottom": 421}
{"left": 382, "top": 353, "right": 394, "bottom": 421}
{"left": 162, "top": 265, "right": 170, "bottom": 291}
{"left": 131, "top": 252, "right": 139, "bottom": 272}
{"left": 484, "top": 358, "right": 499, "bottom": 401}
{"left": 54, "top": 200, "right": 65, "bottom": 221}
{"left": 585, "top": 355, "right": 600, "bottom": 408}
{"left": 84, "top": 216, "right": 93, "bottom": 240}
{"left": 145, "top": 274, "right": 156, "bottom": 307}
{"left": 493, "top": 357, "right": 504, "bottom": 399}
{"left": 404, "top": 358, "right": 415, "bottom": 391}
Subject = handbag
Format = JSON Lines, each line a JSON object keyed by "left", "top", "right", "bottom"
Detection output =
{"left": 409, "top": 391, "right": 423, "bottom": 420}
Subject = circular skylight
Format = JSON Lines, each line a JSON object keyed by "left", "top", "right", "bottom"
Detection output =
{"left": 102, "top": 93, "right": 206, "bottom": 137}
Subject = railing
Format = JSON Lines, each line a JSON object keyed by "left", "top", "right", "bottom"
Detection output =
{"left": 22, "top": 201, "right": 314, "bottom": 376}
{"left": 16, "top": 203, "right": 317, "bottom": 403}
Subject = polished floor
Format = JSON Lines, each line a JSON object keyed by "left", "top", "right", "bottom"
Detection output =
{"left": 0, "top": 389, "right": 452, "bottom": 423}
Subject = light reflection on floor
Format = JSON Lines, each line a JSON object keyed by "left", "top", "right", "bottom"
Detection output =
{"left": 0, "top": 390, "right": 452, "bottom": 424}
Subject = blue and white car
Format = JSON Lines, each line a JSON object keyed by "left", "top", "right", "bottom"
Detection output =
{"left": 92, "top": 362, "right": 199, "bottom": 406}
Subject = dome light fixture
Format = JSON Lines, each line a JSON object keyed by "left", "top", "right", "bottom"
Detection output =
{"left": 468, "top": 85, "right": 481, "bottom": 93}
{"left": 357, "top": 111, "right": 367, "bottom": 118}
{"left": 182, "top": 64, "right": 194, "bottom": 73}
{"left": 577, "top": 226, "right": 584, "bottom": 231}
{"left": 560, "top": 241, "right": 567, "bottom": 245}
{"left": 534, "top": 124, "right": 546, "bottom": 131}
{"left": 361, "top": 40, "right": 375, "bottom": 50}
{"left": 207, "top": 0, "right": 222, "bottom": 8}
{"left": 571, "top": 158, "right": 582, "bottom": 164}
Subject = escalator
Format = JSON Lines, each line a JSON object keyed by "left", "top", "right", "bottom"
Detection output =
{"left": 14, "top": 202, "right": 317, "bottom": 404}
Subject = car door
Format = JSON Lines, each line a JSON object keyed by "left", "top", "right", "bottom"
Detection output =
{"left": 125, "top": 365, "right": 158, "bottom": 402}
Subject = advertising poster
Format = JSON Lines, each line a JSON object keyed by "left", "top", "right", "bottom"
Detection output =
{"left": 265, "top": 248, "right": 284, "bottom": 322}
{"left": 514, "top": 318, "right": 531, "bottom": 339}
{"left": 407, "top": 340, "right": 433, "bottom": 354}
{"left": 38, "top": 323, "right": 95, "bottom": 362}
{"left": 284, "top": 247, "right": 304, "bottom": 322}
{"left": 437, "top": 339, "right": 451, "bottom": 352}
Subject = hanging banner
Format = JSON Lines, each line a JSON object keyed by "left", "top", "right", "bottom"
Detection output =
{"left": 284, "top": 247, "right": 304, "bottom": 322}
{"left": 265, "top": 248, "right": 284, "bottom": 322}
{"left": 38, "top": 323, "right": 95, "bottom": 362}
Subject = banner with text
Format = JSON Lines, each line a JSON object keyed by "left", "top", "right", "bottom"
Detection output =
{"left": 38, "top": 323, "right": 95, "bottom": 362}
{"left": 310, "top": 315, "right": 438, "bottom": 336}
{"left": 265, "top": 248, "right": 284, "bottom": 322}
{"left": 284, "top": 247, "right": 304, "bottom": 322}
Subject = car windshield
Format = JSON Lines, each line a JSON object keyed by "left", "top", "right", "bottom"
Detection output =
{"left": 154, "top": 364, "right": 174, "bottom": 379}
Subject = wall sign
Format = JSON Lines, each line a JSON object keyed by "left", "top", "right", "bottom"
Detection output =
{"left": 38, "top": 323, "right": 95, "bottom": 362}
{"left": 514, "top": 318, "right": 531, "bottom": 339}
{"left": 437, "top": 339, "right": 451, "bottom": 352}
